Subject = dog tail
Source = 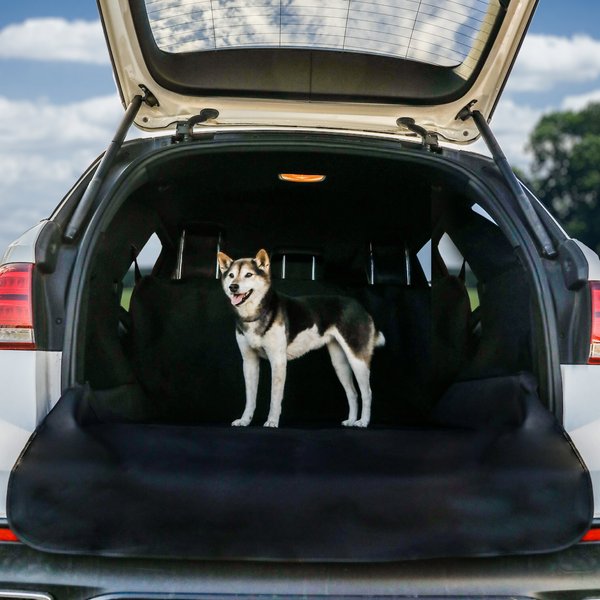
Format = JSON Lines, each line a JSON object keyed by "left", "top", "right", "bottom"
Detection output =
{"left": 374, "top": 331, "right": 386, "bottom": 348}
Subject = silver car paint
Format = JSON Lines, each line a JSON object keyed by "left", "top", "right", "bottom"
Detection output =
{"left": 0, "top": 225, "right": 63, "bottom": 518}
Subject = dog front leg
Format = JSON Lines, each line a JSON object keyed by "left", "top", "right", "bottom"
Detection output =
{"left": 233, "top": 346, "right": 260, "bottom": 427}
{"left": 264, "top": 356, "right": 286, "bottom": 428}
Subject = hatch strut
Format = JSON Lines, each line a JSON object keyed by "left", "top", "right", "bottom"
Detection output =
{"left": 64, "top": 94, "right": 144, "bottom": 241}
{"left": 459, "top": 107, "right": 557, "bottom": 259}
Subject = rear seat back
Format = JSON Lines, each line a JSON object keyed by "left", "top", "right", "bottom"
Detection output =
{"left": 127, "top": 236, "right": 433, "bottom": 425}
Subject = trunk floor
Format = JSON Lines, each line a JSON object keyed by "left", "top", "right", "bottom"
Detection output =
{"left": 7, "top": 373, "right": 593, "bottom": 561}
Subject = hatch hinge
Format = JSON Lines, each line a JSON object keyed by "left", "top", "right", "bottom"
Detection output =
{"left": 396, "top": 117, "right": 440, "bottom": 153}
{"left": 456, "top": 100, "right": 478, "bottom": 122}
{"left": 139, "top": 85, "right": 159, "bottom": 108}
{"left": 172, "top": 108, "right": 220, "bottom": 143}
{"left": 458, "top": 101, "right": 557, "bottom": 259}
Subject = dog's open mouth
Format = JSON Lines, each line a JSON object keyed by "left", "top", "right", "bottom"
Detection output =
{"left": 231, "top": 289, "right": 253, "bottom": 307}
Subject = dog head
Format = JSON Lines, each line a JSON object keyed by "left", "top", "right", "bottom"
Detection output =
{"left": 217, "top": 249, "right": 271, "bottom": 314}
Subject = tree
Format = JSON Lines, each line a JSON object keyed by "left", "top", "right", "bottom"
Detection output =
{"left": 527, "top": 102, "right": 600, "bottom": 253}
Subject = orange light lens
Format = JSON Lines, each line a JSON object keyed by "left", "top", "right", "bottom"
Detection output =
{"left": 278, "top": 173, "right": 326, "bottom": 183}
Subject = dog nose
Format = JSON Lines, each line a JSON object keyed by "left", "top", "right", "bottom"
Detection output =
{"left": 229, "top": 283, "right": 239, "bottom": 293}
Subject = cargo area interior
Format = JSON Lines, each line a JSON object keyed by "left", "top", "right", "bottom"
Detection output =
{"left": 84, "top": 148, "right": 535, "bottom": 425}
{"left": 7, "top": 144, "right": 592, "bottom": 562}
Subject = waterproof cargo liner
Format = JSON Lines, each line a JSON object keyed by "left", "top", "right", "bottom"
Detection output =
{"left": 7, "top": 373, "right": 592, "bottom": 561}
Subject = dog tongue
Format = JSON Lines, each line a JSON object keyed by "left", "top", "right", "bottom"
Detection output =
{"left": 231, "top": 294, "right": 245, "bottom": 306}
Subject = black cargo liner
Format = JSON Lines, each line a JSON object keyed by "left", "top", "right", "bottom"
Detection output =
{"left": 7, "top": 371, "right": 593, "bottom": 561}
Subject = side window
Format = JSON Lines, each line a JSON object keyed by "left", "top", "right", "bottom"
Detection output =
{"left": 416, "top": 240, "right": 432, "bottom": 284}
{"left": 435, "top": 233, "right": 479, "bottom": 310}
{"left": 121, "top": 233, "right": 163, "bottom": 309}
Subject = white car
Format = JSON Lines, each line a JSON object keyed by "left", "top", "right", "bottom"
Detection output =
{"left": 2, "top": 0, "right": 600, "bottom": 595}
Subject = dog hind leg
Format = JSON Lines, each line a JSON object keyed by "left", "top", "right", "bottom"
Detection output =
{"left": 333, "top": 332, "right": 373, "bottom": 428}
{"left": 347, "top": 356, "right": 372, "bottom": 427}
{"left": 327, "top": 340, "right": 359, "bottom": 426}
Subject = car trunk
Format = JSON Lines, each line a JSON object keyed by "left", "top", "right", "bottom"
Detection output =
{"left": 7, "top": 136, "right": 593, "bottom": 561}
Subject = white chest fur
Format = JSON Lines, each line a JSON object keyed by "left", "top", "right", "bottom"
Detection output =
{"left": 240, "top": 322, "right": 286, "bottom": 359}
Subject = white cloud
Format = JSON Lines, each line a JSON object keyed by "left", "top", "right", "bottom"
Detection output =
{"left": 465, "top": 32, "right": 600, "bottom": 171}
{"left": 509, "top": 34, "right": 600, "bottom": 92}
{"left": 561, "top": 89, "right": 600, "bottom": 111}
{"left": 0, "top": 94, "right": 123, "bottom": 253}
{"left": 0, "top": 95, "right": 123, "bottom": 150}
{"left": 0, "top": 18, "right": 108, "bottom": 64}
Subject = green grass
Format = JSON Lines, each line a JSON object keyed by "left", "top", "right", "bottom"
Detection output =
{"left": 467, "top": 287, "right": 479, "bottom": 311}
{"left": 121, "top": 287, "right": 134, "bottom": 310}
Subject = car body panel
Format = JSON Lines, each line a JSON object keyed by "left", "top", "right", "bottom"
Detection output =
{"left": 576, "top": 240, "right": 600, "bottom": 280}
{"left": 0, "top": 350, "right": 62, "bottom": 519}
{"left": 3, "top": 540, "right": 600, "bottom": 598}
{"left": 563, "top": 363, "right": 600, "bottom": 520}
{"left": 1, "top": 223, "right": 48, "bottom": 265}
{"left": 0, "top": 224, "right": 65, "bottom": 521}
{"left": 98, "top": 0, "right": 538, "bottom": 143}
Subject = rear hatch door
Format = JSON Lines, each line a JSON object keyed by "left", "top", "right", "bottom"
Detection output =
{"left": 98, "top": 0, "right": 538, "bottom": 143}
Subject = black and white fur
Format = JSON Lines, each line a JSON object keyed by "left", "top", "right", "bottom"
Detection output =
{"left": 217, "top": 249, "right": 385, "bottom": 428}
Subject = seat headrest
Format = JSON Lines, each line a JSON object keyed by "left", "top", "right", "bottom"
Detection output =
{"left": 271, "top": 248, "right": 323, "bottom": 281}
{"left": 175, "top": 222, "right": 224, "bottom": 280}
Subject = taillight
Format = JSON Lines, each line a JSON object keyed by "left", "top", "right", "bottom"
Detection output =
{"left": 0, "top": 526, "right": 19, "bottom": 542}
{"left": 0, "top": 263, "right": 35, "bottom": 350}
{"left": 589, "top": 282, "right": 600, "bottom": 364}
{"left": 581, "top": 527, "right": 600, "bottom": 543}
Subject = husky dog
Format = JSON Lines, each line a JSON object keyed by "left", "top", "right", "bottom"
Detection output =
{"left": 217, "top": 249, "right": 385, "bottom": 428}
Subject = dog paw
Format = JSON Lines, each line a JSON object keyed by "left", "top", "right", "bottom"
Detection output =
{"left": 263, "top": 420, "right": 279, "bottom": 428}
{"left": 342, "top": 418, "right": 357, "bottom": 427}
{"left": 232, "top": 418, "right": 251, "bottom": 426}
{"left": 353, "top": 419, "right": 369, "bottom": 428}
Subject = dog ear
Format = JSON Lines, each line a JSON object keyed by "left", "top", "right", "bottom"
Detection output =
{"left": 217, "top": 252, "right": 233, "bottom": 273}
{"left": 254, "top": 249, "right": 270, "bottom": 273}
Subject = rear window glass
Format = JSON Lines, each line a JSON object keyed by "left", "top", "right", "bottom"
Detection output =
{"left": 144, "top": 0, "right": 501, "bottom": 72}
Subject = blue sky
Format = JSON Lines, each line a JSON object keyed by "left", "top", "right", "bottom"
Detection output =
{"left": 522, "top": 1, "right": 600, "bottom": 107}
{"left": 0, "top": 3, "right": 111, "bottom": 103}
{"left": 1, "top": 1, "right": 600, "bottom": 253}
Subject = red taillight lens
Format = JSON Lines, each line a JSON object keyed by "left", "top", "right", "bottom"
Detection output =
{"left": 581, "top": 527, "right": 600, "bottom": 542}
{"left": 0, "top": 263, "right": 35, "bottom": 349}
{"left": 0, "top": 527, "right": 19, "bottom": 542}
{"left": 590, "top": 282, "right": 600, "bottom": 364}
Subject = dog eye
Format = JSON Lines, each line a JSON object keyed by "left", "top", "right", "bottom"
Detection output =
{"left": 228, "top": 273, "right": 234, "bottom": 278}
{"left": 245, "top": 273, "right": 253, "bottom": 278}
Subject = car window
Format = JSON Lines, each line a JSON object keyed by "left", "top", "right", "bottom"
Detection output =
{"left": 121, "top": 233, "right": 162, "bottom": 309}
{"left": 144, "top": 0, "right": 502, "bottom": 73}
{"left": 417, "top": 239, "right": 432, "bottom": 282}
{"left": 471, "top": 202, "right": 497, "bottom": 224}
{"left": 437, "top": 233, "right": 479, "bottom": 309}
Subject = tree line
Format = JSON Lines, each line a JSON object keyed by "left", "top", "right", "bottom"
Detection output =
{"left": 522, "top": 102, "right": 600, "bottom": 253}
